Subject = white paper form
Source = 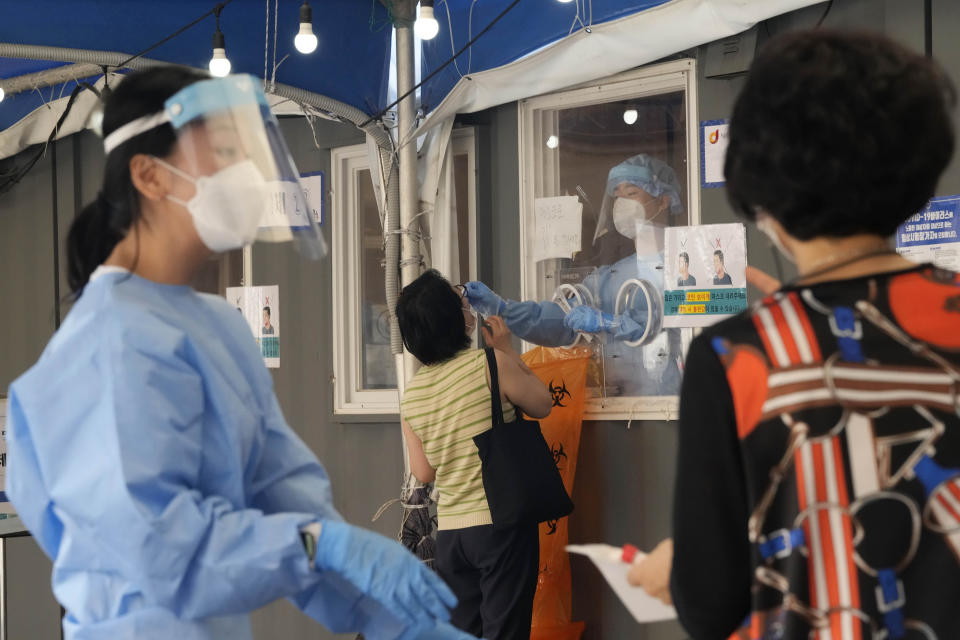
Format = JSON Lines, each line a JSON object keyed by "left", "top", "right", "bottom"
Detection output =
{"left": 534, "top": 196, "right": 582, "bottom": 262}
{"left": 566, "top": 543, "right": 677, "bottom": 624}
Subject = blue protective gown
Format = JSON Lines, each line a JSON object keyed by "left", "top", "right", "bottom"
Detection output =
{"left": 6, "top": 270, "right": 414, "bottom": 640}
{"left": 502, "top": 253, "right": 683, "bottom": 397}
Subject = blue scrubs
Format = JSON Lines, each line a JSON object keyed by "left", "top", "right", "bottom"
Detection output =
{"left": 502, "top": 253, "right": 682, "bottom": 397}
{"left": 6, "top": 271, "right": 411, "bottom": 639}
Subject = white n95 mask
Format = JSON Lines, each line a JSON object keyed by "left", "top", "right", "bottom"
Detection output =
{"left": 612, "top": 198, "right": 648, "bottom": 239}
{"left": 156, "top": 158, "right": 269, "bottom": 252}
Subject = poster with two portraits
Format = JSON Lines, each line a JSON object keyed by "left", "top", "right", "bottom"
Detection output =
{"left": 663, "top": 223, "right": 748, "bottom": 328}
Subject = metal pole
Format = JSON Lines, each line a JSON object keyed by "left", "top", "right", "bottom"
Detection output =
{"left": 242, "top": 246, "right": 253, "bottom": 287}
{"left": 394, "top": 0, "right": 421, "bottom": 385}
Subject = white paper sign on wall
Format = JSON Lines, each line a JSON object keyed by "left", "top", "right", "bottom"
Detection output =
{"left": 534, "top": 195, "right": 583, "bottom": 262}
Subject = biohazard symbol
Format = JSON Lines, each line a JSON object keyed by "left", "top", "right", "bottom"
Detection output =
{"left": 552, "top": 443, "right": 568, "bottom": 468}
{"left": 550, "top": 379, "right": 572, "bottom": 407}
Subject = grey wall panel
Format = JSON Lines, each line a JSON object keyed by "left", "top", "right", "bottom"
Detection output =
{"left": 0, "top": 141, "right": 72, "bottom": 639}
{"left": 6, "top": 536, "right": 60, "bottom": 640}
{"left": 0, "top": 147, "right": 57, "bottom": 389}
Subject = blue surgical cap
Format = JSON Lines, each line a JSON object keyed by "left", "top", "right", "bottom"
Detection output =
{"left": 606, "top": 154, "right": 684, "bottom": 214}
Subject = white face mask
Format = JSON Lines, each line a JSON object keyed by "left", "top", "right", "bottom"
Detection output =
{"left": 612, "top": 198, "right": 649, "bottom": 239}
{"left": 156, "top": 158, "right": 269, "bottom": 252}
{"left": 612, "top": 197, "right": 665, "bottom": 256}
{"left": 756, "top": 216, "right": 796, "bottom": 264}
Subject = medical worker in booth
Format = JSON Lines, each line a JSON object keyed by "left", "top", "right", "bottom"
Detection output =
{"left": 466, "top": 154, "right": 687, "bottom": 397}
{"left": 5, "top": 67, "right": 476, "bottom": 640}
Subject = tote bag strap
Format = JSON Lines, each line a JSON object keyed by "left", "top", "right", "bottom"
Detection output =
{"left": 484, "top": 347, "right": 506, "bottom": 426}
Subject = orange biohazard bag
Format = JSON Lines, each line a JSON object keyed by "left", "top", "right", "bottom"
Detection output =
{"left": 521, "top": 346, "right": 591, "bottom": 640}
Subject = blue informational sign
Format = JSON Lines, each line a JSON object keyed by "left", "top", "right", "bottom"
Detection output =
{"left": 896, "top": 195, "right": 960, "bottom": 271}
{"left": 896, "top": 196, "right": 959, "bottom": 248}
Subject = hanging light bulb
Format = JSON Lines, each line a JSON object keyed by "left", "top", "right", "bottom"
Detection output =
{"left": 415, "top": 0, "right": 439, "bottom": 40}
{"left": 209, "top": 7, "right": 232, "bottom": 77}
{"left": 209, "top": 39, "right": 231, "bottom": 77}
{"left": 546, "top": 135, "right": 559, "bottom": 149}
{"left": 623, "top": 108, "right": 638, "bottom": 125}
{"left": 294, "top": 0, "right": 318, "bottom": 54}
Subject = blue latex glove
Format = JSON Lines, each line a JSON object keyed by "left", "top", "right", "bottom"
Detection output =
{"left": 464, "top": 281, "right": 506, "bottom": 317}
{"left": 315, "top": 520, "right": 457, "bottom": 629}
{"left": 563, "top": 306, "right": 646, "bottom": 340}
{"left": 563, "top": 306, "right": 616, "bottom": 333}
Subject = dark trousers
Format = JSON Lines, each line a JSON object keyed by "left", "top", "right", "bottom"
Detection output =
{"left": 436, "top": 523, "right": 540, "bottom": 640}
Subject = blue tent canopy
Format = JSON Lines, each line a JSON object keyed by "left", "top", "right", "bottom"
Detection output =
{"left": 420, "top": 0, "right": 670, "bottom": 112}
{"left": 0, "top": 0, "right": 393, "bottom": 129}
{"left": 0, "top": 0, "right": 822, "bottom": 154}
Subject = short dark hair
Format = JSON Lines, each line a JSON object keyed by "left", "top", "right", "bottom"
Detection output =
{"left": 263, "top": 306, "right": 271, "bottom": 317}
{"left": 725, "top": 30, "right": 955, "bottom": 240}
{"left": 396, "top": 269, "right": 471, "bottom": 365}
{"left": 679, "top": 252, "right": 689, "bottom": 265}
{"left": 713, "top": 249, "right": 724, "bottom": 263}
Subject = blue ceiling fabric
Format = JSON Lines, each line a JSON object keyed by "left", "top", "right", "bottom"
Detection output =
{"left": 418, "top": 0, "right": 670, "bottom": 114}
{"left": 0, "top": 0, "right": 393, "bottom": 126}
{"left": 0, "top": 57, "right": 70, "bottom": 78}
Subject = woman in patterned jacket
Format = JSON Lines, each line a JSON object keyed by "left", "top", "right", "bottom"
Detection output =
{"left": 631, "top": 29, "right": 960, "bottom": 640}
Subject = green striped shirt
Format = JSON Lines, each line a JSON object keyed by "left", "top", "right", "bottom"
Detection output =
{"left": 401, "top": 349, "right": 515, "bottom": 530}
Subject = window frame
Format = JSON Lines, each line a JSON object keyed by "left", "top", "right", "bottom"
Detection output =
{"left": 332, "top": 129, "right": 479, "bottom": 415}
{"left": 517, "top": 59, "right": 701, "bottom": 421}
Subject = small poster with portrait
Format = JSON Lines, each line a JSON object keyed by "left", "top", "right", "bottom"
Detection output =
{"left": 663, "top": 223, "right": 748, "bottom": 328}
{"left": 226, "top": 285, "right": 281, "bottom": 368}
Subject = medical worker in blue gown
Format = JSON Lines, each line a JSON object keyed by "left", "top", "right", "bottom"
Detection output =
{"left": 466, "top": 154, "right": 686, "bottom": 397}
{"left": 5, "top": 68, "right": 475, "bottom": 640}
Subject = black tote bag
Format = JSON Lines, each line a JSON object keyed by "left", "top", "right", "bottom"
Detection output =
{"left": 473, "top": 348, "right": 574, "bottom": 529}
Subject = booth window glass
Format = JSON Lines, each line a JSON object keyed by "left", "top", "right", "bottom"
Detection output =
{"left": 519, "top": 61, "right": 700, "bottom": 420}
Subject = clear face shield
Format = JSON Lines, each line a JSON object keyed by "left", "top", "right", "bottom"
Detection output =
{"left": 594, "top": 188, "right": 668, "bottom": 251}
{"left": 103, "top": 75, "right": 326, "bottom": 259}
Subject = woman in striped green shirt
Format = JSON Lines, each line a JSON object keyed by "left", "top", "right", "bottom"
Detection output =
{"left": 397, "top": 270, "right": 552, "bottom": 640}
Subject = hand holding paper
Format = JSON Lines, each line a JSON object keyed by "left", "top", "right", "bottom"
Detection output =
{"left": 626, "top": 538, "right": 673, "bottom": 605}
{"left": 566, "top": 542, "right": 677, "bottom": 624}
